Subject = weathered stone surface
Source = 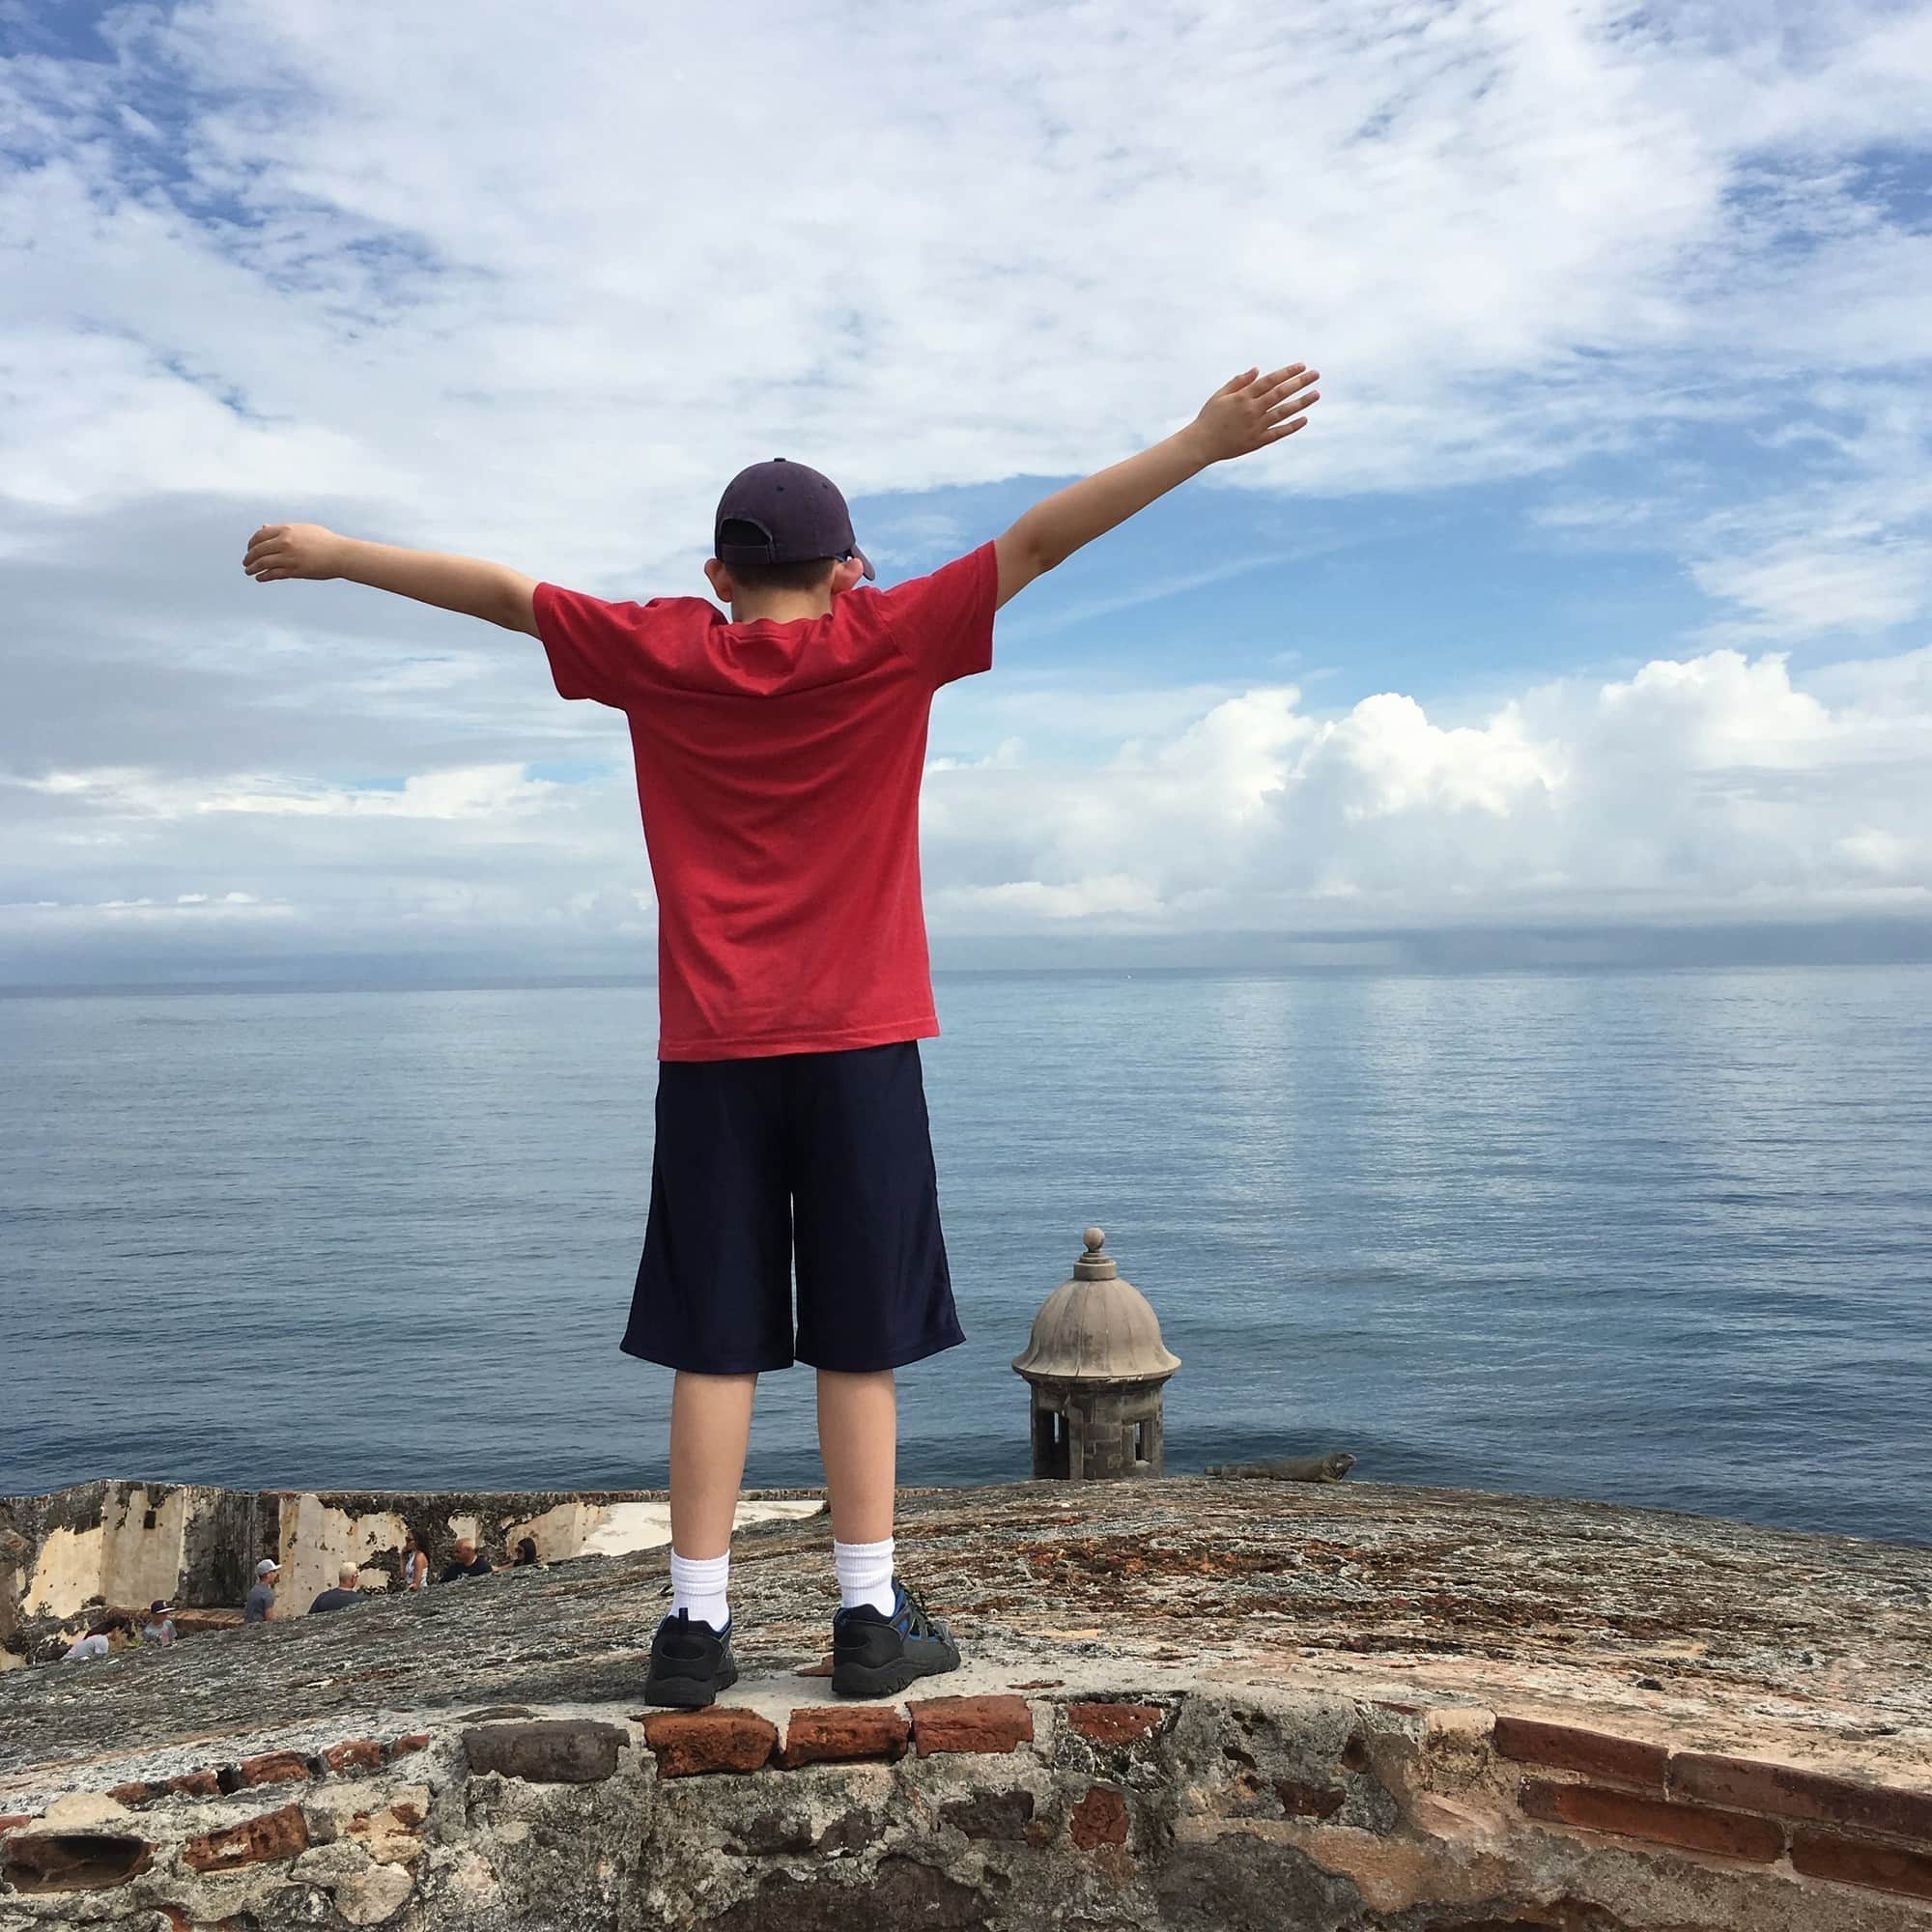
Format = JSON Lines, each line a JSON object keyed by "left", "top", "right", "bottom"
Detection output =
{"left": 910, "top": 1693, "right": 1035, "bottom": 1756}
{"left": 3, "top": 1478, "right": 1931, "bottom": 1932}
{"left": 639, "top": 1709, "right": 778, "bottom": 1777}
{"left": 939, "top": 1788, "right": 1036, "bottom": 1841}
{"left": 697, "top": 1854, "right": 1000, "bottom": 1929}
{"left": 779, "top": 1704, "right": 908, "bottom": 1767}
{"left": 1152, "top": 1829, "right": 1362, "bottom": 1932}
{"left": 334, "top": 1858, "right": 417, "bottom": 1925}
{"left": 463, "top": 1718, "right": 627, "bottom": 1784}
{"left": 346, "top": 1787, "right": 429, "bottom": 1862}
{"left": 182, "top": 1802, "right": 310, "bottom": 1871}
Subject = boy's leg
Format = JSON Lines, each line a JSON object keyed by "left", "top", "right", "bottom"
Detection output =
{"left": 666, "top": 1370, "right": 755, "bottom": 1634}
{"left": 669, "top": 1370, "right": 758, "bottom": 1557}
{"left": 814, "top": 1367, "right": 895, "bottom": 1545}
{"left": 817, "top": 1368, "right": 899, "bottom": 1617}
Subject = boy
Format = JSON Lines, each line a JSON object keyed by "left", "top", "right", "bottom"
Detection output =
{"left": 242, "top": 361, "right": 1321, "bottom": 1706}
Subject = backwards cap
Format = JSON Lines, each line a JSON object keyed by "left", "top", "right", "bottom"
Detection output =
{"left": 714, "top": 459, "right": 874, "bottom": 581}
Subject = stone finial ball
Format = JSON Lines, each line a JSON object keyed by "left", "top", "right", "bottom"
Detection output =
{"left": 1083, "top": 1226, "right": 1106, "bottom": 1253}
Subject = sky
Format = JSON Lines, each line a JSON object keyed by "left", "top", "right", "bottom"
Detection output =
{"left": 3, "top": 0, "right": 1930, "bottom": 984}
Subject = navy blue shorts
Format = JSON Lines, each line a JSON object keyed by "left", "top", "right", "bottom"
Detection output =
{"left": 624, "top": 1041, "right": 966, "bottom": 1375}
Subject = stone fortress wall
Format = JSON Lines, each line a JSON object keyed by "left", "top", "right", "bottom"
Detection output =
{"left": 2, "top": 1476, "right": 1929, "bottom": 1929}
{"left": 0, "top": 1481, "right": 822, "bottom": 1666}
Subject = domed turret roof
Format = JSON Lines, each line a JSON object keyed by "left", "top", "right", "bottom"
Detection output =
{"left": 1012, "top": 1228, "right": 1180, "bottom": 1384}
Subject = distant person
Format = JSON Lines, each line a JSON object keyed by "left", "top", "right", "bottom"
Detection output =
{"left": 438, "top": 1537, "right": 491, "bottom": 1583}
{"left": 511, "top": 1537, "right": 540, "bottom": 1569}
{"left": 400, "top": 1530, "right": 430, "bottom": 1594}
{"left": 309, "top": 1563, "right": 363, "bottom": 1613}
{"left": 63, "top": 1614, "right": 125, "bottom": 1662}
{"left": 142, "top": 1600, "right": 178, "bottom": 1646}
{"left": 244, "top": 1557, "right": 280, "bottom": 1623}
{"left": 242, "top": 358, "right": 1322, "bottom": 1708}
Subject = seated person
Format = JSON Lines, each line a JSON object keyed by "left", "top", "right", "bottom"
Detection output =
{"left": 309, "top": 1563, "right": 364, "bottom": 1613}
{"left": 142, "top": 1600, "right": 178, "bottom": 1646}
{"left": 511, "top": 1536, "right": 541, "bottom": 1569}
{"left": 63, "top": 1613, "right": 127, "bottom": 1661}
{"left": 438, "top": 1536, "right": 492, "bottom": 1582}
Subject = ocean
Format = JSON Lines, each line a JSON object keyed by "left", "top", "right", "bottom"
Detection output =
{"left": 4, "top": 966, "right": 1928, "bottom": 1547}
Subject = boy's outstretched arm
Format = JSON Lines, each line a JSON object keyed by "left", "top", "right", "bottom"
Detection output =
{"left": 242, "top": 524, "right": 539, "bottom": 636}
{"left": 993, "top": 362, "right": 1320, "bottom": 609}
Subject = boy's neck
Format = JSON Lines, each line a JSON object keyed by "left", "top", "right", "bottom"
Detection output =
{"left": 728, "top": 587, "right": 838, "bottom": 626}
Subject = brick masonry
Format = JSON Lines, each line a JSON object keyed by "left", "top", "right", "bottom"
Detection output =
{"left": 3, "top": 1691, "right": 1929, "bottom": 1921}
{"left": 908, "top": 1693, "right": 1036, "bottom": 1756}
{"left": 1670, "top": 1751, "right": 1932, "bottom": 1844}
{"left": 1065, "top": 1701, "right": 1165, "bottom": 1747}
{"left": 1069, "top": 1783, "right": 1130, "bottom": 1849}
{"left": 1791, "top": 1830, "right": 1932, "bottom": 1902}
{"left": 779, "top": 1704, "right": 909, "bottom": 1768}
{"left": 639, "top": 1709, "right": 779, "bottom": 1778}
{"left": 1493, "top": 1715, "right": 1669, "bottom": 1792}
{"left": 181, "top": 1804, "right": 310, "bottom": 1873}
{"left": 1520, "top": 1777, "right": 1785, "bottom": 1863}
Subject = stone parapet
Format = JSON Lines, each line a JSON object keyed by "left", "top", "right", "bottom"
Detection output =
{"left": 1, "top": 1475, "right": 1927, "bottom": 1928}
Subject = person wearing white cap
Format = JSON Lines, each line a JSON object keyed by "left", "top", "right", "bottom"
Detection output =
{"left": 142, "top": 1600, "right": 178, "bottom": 1646}
{"left": 244, "top": 1558, "right": 280, "bottom": 1624}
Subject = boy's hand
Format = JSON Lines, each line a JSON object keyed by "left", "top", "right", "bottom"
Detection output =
{"left": 243, "top": 523, "right": 347, "bottom": 582}
{"left": 1186, "top": 363, "right": 1321, "bottom": 464}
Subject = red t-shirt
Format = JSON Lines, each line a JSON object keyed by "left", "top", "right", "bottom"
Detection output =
{"left": 534, "top": 544, "right": 997, "bottom": 1061}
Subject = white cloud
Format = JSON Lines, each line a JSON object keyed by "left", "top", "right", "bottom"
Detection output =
{"left": 3, "top": 0, "right": 1931, "bottom": 970}
{"left": 14, "top": 639, "right": 1921, "bottom": 967}
{"left": 922, "top": 644, "right": 1932, "bottom": 931}
{"left": 4, "top": 0, "right": 1931, "bottom": 572}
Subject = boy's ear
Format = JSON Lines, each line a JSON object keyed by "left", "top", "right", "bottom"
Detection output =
{"left": 829, "top": 555, "right": 867, "bottom": 596}
{"left": 703, "top": 556, "right": 734, "bottom": 603}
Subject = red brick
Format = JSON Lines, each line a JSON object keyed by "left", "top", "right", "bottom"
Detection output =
{"left": 1792, "top": 1829, "right": 1932, "bottom": 1901}
{"left": 166, "top": 1770, "right": 221, "bottom": 1798}
{"left": 1065, "top": 1702, "right": 1163, "bottom": 1747}
{"left": 322, "top": 1738, "right": 385, "bottom": 1775}
{"left": 183, "top": 1804, "right": 310, "bottom": 1873}
{"left": 1493, "top": 1716, "right": 1667, "bottom": 1792}
{"left": 0, "top": 1833, "right": 154, "bottom": 1892}
{"left": 1069, "top": 1784, "right": 1130, "bottom": 1849}
{"left": 386, "top": 1732, "right": 431, "bottom": 1759}
{"left": 232, "top": 1749, "right": 310, "bottom": 1789}
{"left": 107, "top": 1782, "right": 155, "bottom": 1807}
{"left": 638, "top": 1709, "right": 778, "bottom": 1778}
{"left": 1670, "top": 1752, "right": 1932, "bottom": 1844}
{"left": 0, "top": 1815, "right": 34, "bottom": 1835}
{"left": 909, "top": 1694, "right": 1035, "bottom": 1757}
{"left": 780, "top": 1705, "right": 909, "bottom": 1768}
{"left": 1520, "top": 1779, "right": 1782, "bottom": 1863}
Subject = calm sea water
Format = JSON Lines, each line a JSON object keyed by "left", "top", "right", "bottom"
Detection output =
{"left": 4, "top": 968, "right": 1928, "bottom": 1546}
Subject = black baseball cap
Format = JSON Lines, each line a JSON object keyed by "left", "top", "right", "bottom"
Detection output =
{"left": 714, "top": 458, "right": 874, "bottom": 581}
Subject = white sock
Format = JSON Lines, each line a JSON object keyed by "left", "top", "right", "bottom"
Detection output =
{"left": 834, "top": 1536, "right": 896, "bottom": 1616}
{"left": 669, "top": 1549, "right": 729, "bottom": 1632}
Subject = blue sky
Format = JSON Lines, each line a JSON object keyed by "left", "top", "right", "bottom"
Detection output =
{"left": 2, "top": 0, "right": 1930, "bottom": 980}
